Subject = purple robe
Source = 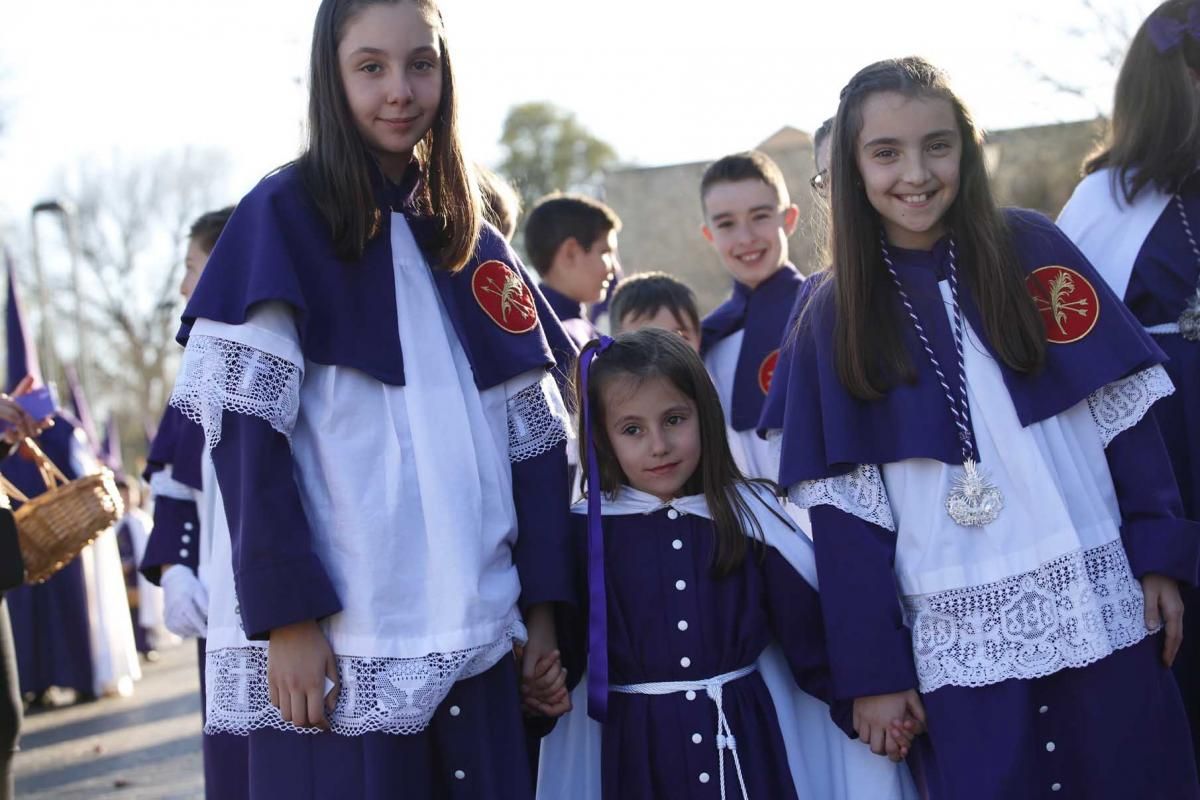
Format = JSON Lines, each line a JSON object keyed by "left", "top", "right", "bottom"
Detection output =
{"left": 540, "top": 283, "right": 598, "bottom": 352}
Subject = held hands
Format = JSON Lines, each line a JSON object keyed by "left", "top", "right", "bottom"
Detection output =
{"left": 852, "top": 689, "right": 927, "bottom": 762}
{"left": 160, "top": 565, "right": 210, "bottom": 638}
{"left": 268, "top": 620, "right": 340, "bottom": 731}
{"left": 1142, "top": 573, "right": 1185, "bottom": 667}
{"left": 519, "top": 603, "right": 572, "bottom": 718}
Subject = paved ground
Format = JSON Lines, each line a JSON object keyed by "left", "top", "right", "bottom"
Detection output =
{"left": 14, "top": 642, "right": 205, "bottom": 799}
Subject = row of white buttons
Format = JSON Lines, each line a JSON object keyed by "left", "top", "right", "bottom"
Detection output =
{"left": 1039, "top": 705, "right": 1059, "bottom": 792}
{"left": 450, "top": 704, "right": 465, "bottom": 780}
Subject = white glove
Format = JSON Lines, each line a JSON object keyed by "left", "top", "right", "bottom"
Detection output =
{"left": 161, "top": 566, "right": 210, "bottom": 639}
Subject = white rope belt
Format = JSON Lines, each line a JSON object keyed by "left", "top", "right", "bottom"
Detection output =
{"left": 1146, "top": 322, "right": 1181, "bottom": 335}
{"left": 611, "top": 664, "right": 756, "bottom": 800}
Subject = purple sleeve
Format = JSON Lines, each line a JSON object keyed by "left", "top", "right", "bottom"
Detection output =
{"left": 763, "top": 547, "right": 855, "bottom": 737}
{"left": 139, "top": 498, "right": 200, "bottom": 585}
{"left": 511, "top": 440, "right": 574, "bottom": 610}
{"left": 1108, "top": 412, "right": 1200, "bottom": 586}
{"left": 810, "top": 504, "right": 918, "bottom": 701}
{"left": 210, "top": 412, "right": 341, "bottom": 640}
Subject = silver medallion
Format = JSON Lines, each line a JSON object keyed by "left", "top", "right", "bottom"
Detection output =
{"left": 1179, "top": 289, "right": 1200, "bottom": 342}
{"left": 945, "top": 459, "right": 1003, "bottom": 527}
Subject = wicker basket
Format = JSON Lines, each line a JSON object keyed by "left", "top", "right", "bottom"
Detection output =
{"left": 2, "top": 438, "right": 124, "bottom": 585}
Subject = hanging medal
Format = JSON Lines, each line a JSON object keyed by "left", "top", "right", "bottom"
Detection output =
{"left": 1171, "top": 195, "right": 1200, "bottom": 342}
{"left": 881, "top": 236, "right": 1003, "bottom": 528}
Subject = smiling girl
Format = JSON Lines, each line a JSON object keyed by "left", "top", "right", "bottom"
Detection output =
{"left": 763, "top": 57, "right": 1200, "bottom": 798}
{"left": 167, "top": 1, "right": 576, "bottom": 797}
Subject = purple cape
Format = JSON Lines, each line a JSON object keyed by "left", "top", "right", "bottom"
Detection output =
{"left": 762, "top": 209, "right": 1165, "bottom": 486}
{"left": 701, "top": 265, "right": 803, "bottom": 431}
{"left": 143, "top": 405, "right": 204, "bottom": 490}
{"left": 179, "top": 162, "right": 574, "bottom": 391}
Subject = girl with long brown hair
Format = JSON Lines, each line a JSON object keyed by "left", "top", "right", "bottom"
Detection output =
{"left": 164, "top": 1, "right": 577, "bottom": 796}
{"left": 764, "top": 56, "right": 1199, "bottom": 798}
{"left": 1058, "top": 0, "right": 1200, "bottom": 765}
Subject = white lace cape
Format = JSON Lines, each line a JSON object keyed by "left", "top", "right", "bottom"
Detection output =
{"left": 784, "top": 365, "right": 1171, "bottom": 691}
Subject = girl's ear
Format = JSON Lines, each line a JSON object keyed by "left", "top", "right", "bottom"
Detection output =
{"left": 783, "top": 204, "right": 801, "bottom": 236}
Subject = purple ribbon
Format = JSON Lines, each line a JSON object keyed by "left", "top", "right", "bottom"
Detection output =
{"left": 1148, "top": 3, "right": 1200, "bottom": 54}
{"left": 581, "top": 335, "right": 614, "bottom": 722}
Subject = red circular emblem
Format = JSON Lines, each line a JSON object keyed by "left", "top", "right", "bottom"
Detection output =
{"left": 1025, "top": 266, "right": 1100, "bottom": 345}
{"left": 471, "top": 260, "right": 538, "bottom": 334}
{"left": 758, "top": 349, "right": 780, "bottom": 395}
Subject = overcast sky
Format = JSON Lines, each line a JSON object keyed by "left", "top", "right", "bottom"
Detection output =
{"left": 0, "top": 0, "right": 1153, "bottom": 224}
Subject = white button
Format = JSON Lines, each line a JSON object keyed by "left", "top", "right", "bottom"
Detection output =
{"left": 672, "top": 539, "right": 683, "bottom": 550}
{"left": 685, "top": 690, "right": 697, "bottom": 701}
{"left": 677, "top": 620, "right": 689, "bottom": 632}
{"left": 675, "top": 580, "right": 687, "bottom": 591}
{"left": 1039, "top": 705, "right": 1049, "bottom": 714}
{"left": 179, "top": 549, "right": 189, "bottom": 558}
{"left": 699, "top": 773, "right": 710, "bottom": 784}
{"left": 1045, "top": 742, "right": 1055, "bottom": 752}
{"left": 680, "top": 657, "right": 691, "bottom": 668}
{"left": 692, "top": 733, "right": 702, "bottom": 744}
{"left": 181, "top": 535, "right": 192, "bottom": 544}
{"left": 454, "top": 770, "right": 465, "bottom": 780}
{"left": 667, "top": 508, "right": 679, "bottom": 520}
{"left": 449, "top": 705, "right": 461, "bottom": 717}
{"left": 1051, "top": 784, "right": 1062, "bottom": 793}
{"left": 183, "top": 522, "right": 194, "bottom": 531}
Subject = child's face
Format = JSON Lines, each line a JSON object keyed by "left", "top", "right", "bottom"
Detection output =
{"left": 618, "top": 309, "right": 700, "bottom": 353}
{"left": 181, "top": 237, "right": 211, "bottom": 300}
{"left": 702, "top": 179, "right": 799, "bottom": 290}
{"left": 855, "top": 91, "right": 961, "bottom": 251}
{"left": 602, "top": 374, "right": 701, "bottom": 502}
{"left": 562, "top": 229, "right": 619, "bottom": 304}
{"left": 338, "top": 3, "right": 443, "bottom": 180}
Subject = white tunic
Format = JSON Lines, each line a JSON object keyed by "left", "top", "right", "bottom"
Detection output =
{"left": 172, "top": 214, "right": 569, "bottom": 736}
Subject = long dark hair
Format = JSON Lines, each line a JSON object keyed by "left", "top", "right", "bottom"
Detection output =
{"left": 299, "top": 0, "right": 481, "bottom": 269}
{"left": 576, "top": 329, "right": 768, "bottom": 577}
{"left": 1085, "top": 0, "right": 1200, "bottom": 203}
{"left": 826, "top": 56, "right": 1045, "bottom": 399}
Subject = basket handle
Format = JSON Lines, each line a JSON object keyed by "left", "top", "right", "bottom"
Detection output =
{"left": 0, "top": 473, "right": 28, "bottom": 505}
{"left": 19, "top": 438, "right": 69, "bottom": 490}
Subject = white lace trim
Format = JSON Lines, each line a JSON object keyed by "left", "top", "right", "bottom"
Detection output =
{"left": 148, "top": 469, "right": 194, "bottom": 502}
{"left": 507, "top": 373, "right": 571, "bottom": 463}
{"left": 1087, "top": 364, "right": 1174, "bottom": 448}
{"left": 170, "top": 335, "right": 302, "bottom": 450}
{"left": 788, "top": 464, "right": 896, "bottom": 532}
{"left": 203, "top": 621, "right": 526, "bottom": 737}
{"left": 903, "top": 538, "right": 1150, "bottom": 693}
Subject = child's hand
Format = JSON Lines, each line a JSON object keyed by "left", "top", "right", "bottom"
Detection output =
{"left": 521, "top": 650, "right": 571, "bottom": 717}
{"left": 853, "top": 690, "right": 926, "bottom": 761}
{"left": 268, "top": 619, "right": 339, "bottom": 730}
{"left": 1142, "top": 573, "right": 1185, "bottom": 667}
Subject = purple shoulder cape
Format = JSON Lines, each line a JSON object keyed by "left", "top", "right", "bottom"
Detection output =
{"left": 179, "top": 162, "right": 574, "bottom": 390}
{"left": 763, "top": 208, "right": 1165, "bottom": 487}
{"left": 701, "top": 265, "right": 803, "bottom": 431}
{"left": 143, "top": 405, "right": 204, "bottom": 490}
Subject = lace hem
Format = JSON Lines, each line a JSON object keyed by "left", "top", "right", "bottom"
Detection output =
{"left": 203, "top": 622, "right": 526, "bottom": 737}
{"left": 903, "top": 539, "right": 1150, "bottom": 692}
{"left": 507, "top": 373, "right": 570, "bottom": 463}
{"left": 788, "top": 465, "right": 896, "bottom": 531}
{"left": 1087, "top": 364, "right": 1174, "bottom": 448}
{"left": 170, "top": 335, "right": 302, "bottom": 450}
{"left": 148, "top": 470, "right": 194, "bottom": 502}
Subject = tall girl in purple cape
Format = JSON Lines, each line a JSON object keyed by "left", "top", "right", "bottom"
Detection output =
{"left": 762, "top": 57, "right": 1200, "bottom": 798}
{"left": 1058, "top": 0, "right": 1200, "bottom": 767}
{"left": 166, "top": 2, "right": 576, "bottom": 797}
{"left": 537, "top": 328, "right": 911, "bottom": 800}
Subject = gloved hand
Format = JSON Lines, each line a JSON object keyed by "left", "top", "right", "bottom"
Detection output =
{"left": 161, "top": 565, "right": 209, "bottom": 639}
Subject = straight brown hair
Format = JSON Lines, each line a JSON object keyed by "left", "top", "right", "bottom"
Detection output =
{"left": 576, "top": 329, "right": 774, "bottom": 577}
{"left": 826, "top": 57, "right": 1045, "bottom": 399}
{"left": 299, "top": 0, "right": 481, "bottom": 270}
{"left": 1085, "top": 0, "right": 1200, "bottom": 203}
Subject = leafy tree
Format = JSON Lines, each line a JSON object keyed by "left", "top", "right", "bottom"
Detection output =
{"left": 498, "top": 102, "right": 618, "bottom": 215}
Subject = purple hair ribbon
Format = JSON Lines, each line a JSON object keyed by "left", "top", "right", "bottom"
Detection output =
{"left": 1148, "top": 3, "right": 1200, "bottom": 54}
{"left": 581, "top": 335, "right": 614, "bottom": 722}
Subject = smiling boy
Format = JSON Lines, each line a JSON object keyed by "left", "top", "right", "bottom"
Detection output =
{"left": 699, "top": 151, "right": 804, "bottom": 481}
